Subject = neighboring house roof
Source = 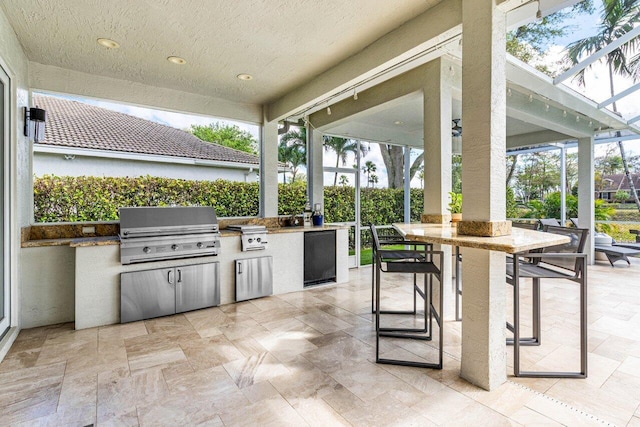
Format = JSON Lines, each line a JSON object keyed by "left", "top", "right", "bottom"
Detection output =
{"left": 600, "top": 174, "right": 640, "bottom": 192}
{"left": 34, "top": 95, "right": 260, "bottom": 166}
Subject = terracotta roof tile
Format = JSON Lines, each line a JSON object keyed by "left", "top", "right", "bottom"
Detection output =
{"left": 34, "top": 95, "right": 260, "bottom": 165}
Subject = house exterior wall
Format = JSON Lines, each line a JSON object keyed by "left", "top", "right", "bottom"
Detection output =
{"left": 0, "top": 5, "right": 30, "bottom": 356}
{"left": 34, "top": 152, "right": 259, "bottom": 182}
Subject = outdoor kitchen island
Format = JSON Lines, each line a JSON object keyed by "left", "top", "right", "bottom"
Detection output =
{"left": 21, "top": 223, "right": 349, "bottom": 330}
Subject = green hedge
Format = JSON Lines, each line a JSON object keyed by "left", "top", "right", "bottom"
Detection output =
{"left": 34, "top": 175, "right": 425, "bottom": 224}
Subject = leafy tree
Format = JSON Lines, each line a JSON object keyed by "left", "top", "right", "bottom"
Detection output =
{"left": 614, "top": 189, "right": 631, "bottom": 203}
{"left": 190, "top": 123, "right": 258, "bottom": 154}
{"left": 564, "top": 0, "right": 640, "bottom": 212}
{"left": 362, "top": 161, "right": 377, "bottom": 187}
{"left": 369, "top": 174, "right": 379, "bottom": 187}
{"left": 278, "top": 127, "right": 307, "bottom": 183}
{"left": 323, "top": 136, "right": 367, "bottom": 186}
{"left": 507, "top": 1, "right": 594, "bottom": 74}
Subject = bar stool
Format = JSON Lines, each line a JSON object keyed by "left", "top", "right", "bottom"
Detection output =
{"left": 454, "top": 221, "right": 538, "bottom": 322}
{"left": 371, "top": 225, "right": 443, "bottom": 369}
{"left": 370, "top": 225, "right": 432, "bottom": 316}
{"left": 506, "top": 225, "right": 589, "bottom": 378}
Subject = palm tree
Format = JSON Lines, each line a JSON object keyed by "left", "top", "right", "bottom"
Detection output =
{"left": 279, "top": 127, "right": 307, "bottom": 183}
{"left": 564, "top": 0, "right": 640, "bottom": 212}
{"left": 362, "top": 161, "right": 377, "bottom": 187}
{"left": 338, "top": 175, "right": 350, "bottom": 186}
{"left": 323, "top": 136, "right": 368, "bottom": 186}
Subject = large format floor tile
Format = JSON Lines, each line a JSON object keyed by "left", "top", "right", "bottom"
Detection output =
{"left": 2, "top": 258, "right": 640, "bottom": 425}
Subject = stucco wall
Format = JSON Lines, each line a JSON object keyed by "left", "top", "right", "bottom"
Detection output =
{"left": 34, "top": 152, "right": 259, "bottom": 182}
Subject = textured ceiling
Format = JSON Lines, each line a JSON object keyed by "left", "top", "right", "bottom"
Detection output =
{"left": 2, "top": 0, "right": 441, "bottom": 105}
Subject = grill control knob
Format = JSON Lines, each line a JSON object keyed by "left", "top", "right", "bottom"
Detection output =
{"left": 196, "top": 242, "right": 203, "bottom": 248}
{"left": 256, "top": 237, "right": 261, "bottom": 242}
{"left": 171, "top": 244, "right": 178, "bottom": 251}
{"left": 143, "top": 247, "right": 151, "bottom": 254}
{"left": 248, "top": 238, "right": 254, "bottom": 243}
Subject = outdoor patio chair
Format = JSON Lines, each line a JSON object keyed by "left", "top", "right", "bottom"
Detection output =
{"left": 538, "top": 218, "right": 561, "bottom": 228}
{"left": 454, "top": 220, "right": 539, "bottom": 322}
{"left": 371, "top": 225, "right": 443, "bottom": 369}
{"left": 506, "top": 225, "right": 589, "bottom": 378}
{"left": 369, "top": 225, "right": 431, "bottom": 313}
{"left": 571, "top": 218, "right": 640, "bottom": 266}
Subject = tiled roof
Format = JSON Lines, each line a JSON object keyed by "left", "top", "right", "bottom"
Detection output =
{"left": 601, "top": 174, "right": 640, "bottom": 192}
{"left": 34, "top": 95, "right": 260, "bottom": 165}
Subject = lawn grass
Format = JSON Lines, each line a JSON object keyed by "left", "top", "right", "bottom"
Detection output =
{"left": 350, "top": 244, "right": 430, "bottom": 266}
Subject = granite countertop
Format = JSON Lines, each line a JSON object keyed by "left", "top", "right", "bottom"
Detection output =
{"left": 393, "top": 222, "right": 570, "bottom": 254}
{"left": 22, "top": 224, "right": 349, "bottom": 248}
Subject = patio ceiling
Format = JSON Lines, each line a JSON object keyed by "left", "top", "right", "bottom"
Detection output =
{"left": 0, "top": 0, "right": 442, "bottom": 105}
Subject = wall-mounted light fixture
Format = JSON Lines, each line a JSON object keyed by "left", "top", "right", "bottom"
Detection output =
{"left": 24, "top": 106, "right": 47, "bottom": 143}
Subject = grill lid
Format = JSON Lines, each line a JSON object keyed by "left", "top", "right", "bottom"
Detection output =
{"left": 119, "top": 206, "right": 218, "bottom": 238}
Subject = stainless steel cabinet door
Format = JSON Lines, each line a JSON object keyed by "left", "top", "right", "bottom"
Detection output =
{"left": 175, "top": 263, "right": 220, "bottom": 313}
{"left": 235, "top": 256, "right": 273, "bottom": 302}
{"left": 121, "top": 268, "right": 175, "bottom": 323}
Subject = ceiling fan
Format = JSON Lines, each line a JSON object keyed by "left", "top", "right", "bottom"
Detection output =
{"left": 452, "top": 119, "right": 462, "bottom": 137}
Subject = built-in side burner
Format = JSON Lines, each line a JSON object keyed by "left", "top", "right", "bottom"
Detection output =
{"left": 226, "top": 225, "right": 268, "bottom": 251}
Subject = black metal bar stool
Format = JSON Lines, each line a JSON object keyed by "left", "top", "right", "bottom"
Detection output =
{"left": 371, "top": 225, "right": 443, "bottom": 369}
{"left": 506, "top": 225, "right": 589, "bottom": 378}
{"left": 370, "top": 225, "right": 432, "bottom": 317}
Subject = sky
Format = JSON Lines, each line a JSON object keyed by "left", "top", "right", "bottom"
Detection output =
{"left": 40, "top": 1, "right": 639, "bottom": 189}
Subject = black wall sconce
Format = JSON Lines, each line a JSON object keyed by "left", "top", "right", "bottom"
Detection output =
{"left": 24, "top": 106, "right": 47, "bottom": 143}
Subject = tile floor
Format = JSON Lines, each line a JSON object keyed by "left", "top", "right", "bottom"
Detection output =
{"left": 1, "top": 256, "right": 640, "bottom": 426}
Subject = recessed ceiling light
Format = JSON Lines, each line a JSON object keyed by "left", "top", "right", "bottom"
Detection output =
{"left": 237, "top": 73, "right": 253, "bottom": 81}
{"left": 167, "top": 56, "right": 187, "bottom": 65}
{"left": 97, "top": 38, "right": 120, "bottom": 49}
{"left": 394, "top": 120, "right": 404, "bottom": 125}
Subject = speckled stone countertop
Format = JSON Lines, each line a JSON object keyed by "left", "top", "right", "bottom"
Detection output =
{"left": 394, "top": 222, "right": 570, "bottom": 254}
{"left": 22, "top": 221, "right": 348, "bottom": 248}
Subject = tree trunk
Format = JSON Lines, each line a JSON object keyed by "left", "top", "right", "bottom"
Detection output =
{"left": 618, "top": 139, "right": 640, "bottom": 210}
{"left": 609, "top": 62, "right": 640, "bottom": 212}
{"left": 378, "top": 144, "right": 404, "bottom": 188}
{"left": 378, "top": 144, "right": 426, "bottom": 189}
{"left": 506, "top": 155, "right": 518, "bottom": 185}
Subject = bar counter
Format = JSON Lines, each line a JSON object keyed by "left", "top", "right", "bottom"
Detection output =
{"left": 393, "top": 222, "right": 570, "bottom": 253}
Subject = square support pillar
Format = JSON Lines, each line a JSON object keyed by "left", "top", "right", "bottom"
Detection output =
{"left": 460, "top": 0, "right": 507, "bottom": 390}
{"left": 308, "top": 128, "right": 324, "bottom": 209}
{"left": 423, "top": 57, "right": 454, "bottom": 319}
{"left": 577, "top": 136, "right": 595, "bottom": 264}
{"left": 261, "top": 117, "right": 279, "bottom": 217}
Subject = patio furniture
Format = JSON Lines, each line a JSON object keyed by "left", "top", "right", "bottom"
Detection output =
{"left": 506, "top": 225, "right": 588, "bottom": 378}
{"left": 370, "top": 225, "right": 431, "bottom": 314}
{"left": 538, "top": 218, "right": 561, "bottom": 228}
{"left": 371, "top": 225, "right": 443, "bottom": 369}
{"left": 571, "top": 218, "right": 640, "bottom": 266}
{"left": 594, "top": 245, "right": 640, "bottom": 267}
{"left": 454, "top": 221, "right": 539, "bottom": 322}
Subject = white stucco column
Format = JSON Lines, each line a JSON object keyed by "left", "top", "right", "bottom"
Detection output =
{"left": 459, "top": 0, "right": 508, "bottom": 390}
{"left": 308, "top": 128, "right": 324, "bottom": 209}
{"left": 423, "top": 57, "right": 454, "bottom": 319}
{"left": 260, "top": 117, "right": 279, "bottom": 217}
{"left": 577, "top": 136, "right": 595, "bottom": 264}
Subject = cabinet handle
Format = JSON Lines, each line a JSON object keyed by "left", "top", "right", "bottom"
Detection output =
{"left": 177, "top": 269, "right": 182, "bottom": 283}
{"left": 168, "top": 270, "right": 174, "bottom": 285}
{"left": 238, "top": 262, "right": 243, "bottom": 274}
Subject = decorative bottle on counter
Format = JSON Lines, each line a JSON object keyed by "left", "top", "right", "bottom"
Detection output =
{"left": 303, "top": 200, "right": 312, "bottom": 227}
{"left": 312, "top": 203, "right": 323, "bottom": 226}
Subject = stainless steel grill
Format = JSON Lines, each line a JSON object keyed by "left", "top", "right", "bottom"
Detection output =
{"left": 119, "top": 206, "right": 221, "bottom": 264}
{"left": 226, "top": 224, "right": 268, "bottom": 251}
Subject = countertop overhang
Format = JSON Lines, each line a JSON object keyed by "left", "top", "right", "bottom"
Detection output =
{"left": 393, "top": 223, "right": 571, "bottom": 254}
